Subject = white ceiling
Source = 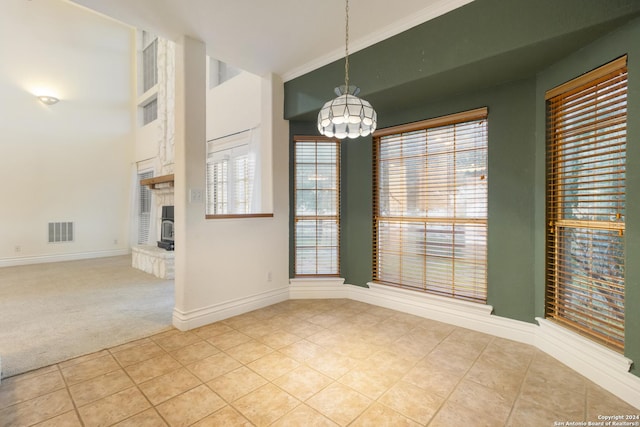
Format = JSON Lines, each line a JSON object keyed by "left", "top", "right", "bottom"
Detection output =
{"left": 69, "top": 0, "right": 473, "bottom": 81}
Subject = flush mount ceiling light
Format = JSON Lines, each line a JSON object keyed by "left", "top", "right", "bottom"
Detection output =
{"left": 37, "top": 95, "right": 60, "bottom": 105}
{"left": 317, "top": 0, "right": 377, "bottom": 139}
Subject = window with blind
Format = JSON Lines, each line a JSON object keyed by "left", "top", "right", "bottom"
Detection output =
{"left": 142, "top": 98, "right": 158, "bottom": 126}
{"left": 373, "top": 108, "right": 488, "bottom": 302}
{"left": 294, "top": 137, "right": 340, "bottom": 276}
{"left": 142, "top": 31, "right": 158, "bottom": 93}
{"left": 137, "top": 170, "right": 153, "bottom": 244}
{"left": 545, "top": 56, "right": 627, "bottom": 351}
{"left": 206, "top": 149, "right": 253, "bottom": 215}
{"left": 206, "top": 129, "right": 260, "bottom": 216}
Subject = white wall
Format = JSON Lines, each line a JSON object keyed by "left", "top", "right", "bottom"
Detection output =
{"left": 173, "top": 37, "right": 289, "bottom": 329}
{"left": 135, "top": 119, "right": 160, "bottom": 162}
{"left": 0, "top": 1, "right": 135, "bottom": 265}
{"left": 206, "top": 71, "right": 261, "bottom": 141}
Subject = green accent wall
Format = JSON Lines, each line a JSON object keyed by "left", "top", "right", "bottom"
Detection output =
{"left": 285, "top": 0, "right": 640, "bottom": 122}
{"left": 339, "top": 136, "right": 374, "bottom": 286}
{"left": 287, "top": 0, "right": 640, "bottom": 376}
{"left": 292, "top": 77, "right": 538, "bottom": 324}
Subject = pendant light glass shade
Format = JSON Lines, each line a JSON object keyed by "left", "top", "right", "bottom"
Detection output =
{"left": 317, "top": 0, "right": 377, "bottom": 139}
{"left": 318, "top": 86, "right": 377, "bottom": 139}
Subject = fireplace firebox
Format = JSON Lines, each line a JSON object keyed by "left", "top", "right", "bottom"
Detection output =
{"left": 157, "top": 205, "right": 174, "bottom": 251}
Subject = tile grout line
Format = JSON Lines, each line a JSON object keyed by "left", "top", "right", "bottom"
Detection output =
{"left": 424, "top": 329, "right": 492, "bottom": 426}
{"left": 502, "top": 344, "right": 536, "bottom": 427}
{"left": 57, "top": 363, "right": 84, "bottom": 427}
{"left": 107, "top": 339, "right": 175, "bottom": 426}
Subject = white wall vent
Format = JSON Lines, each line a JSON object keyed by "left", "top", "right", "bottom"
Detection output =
{"left": 48, "top": 222, "right": 74, "bottom": 243}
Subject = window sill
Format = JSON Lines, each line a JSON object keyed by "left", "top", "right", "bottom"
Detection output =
{"left": 535, "top": 317, "right": 632, "bottom": 373}
{"left": 289, "top": 277, "right": 345, "bottom": 286}
{"left": 205, "top": 213, "right": 274, "bottom": 220}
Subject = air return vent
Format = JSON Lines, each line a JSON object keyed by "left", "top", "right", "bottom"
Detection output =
{"left": 48, "top": 222, "right": 74, "bottom": 243}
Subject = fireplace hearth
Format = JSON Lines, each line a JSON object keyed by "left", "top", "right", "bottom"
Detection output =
{"left": 157, "top": 205, "right": 174, "bottom": 251}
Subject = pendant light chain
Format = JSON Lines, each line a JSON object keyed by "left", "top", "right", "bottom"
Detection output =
{"left": 317, "top": 0, "right": 377, "bottom": 139}
{"left": 344, "top": 0, "right": 350, "bottom": 91}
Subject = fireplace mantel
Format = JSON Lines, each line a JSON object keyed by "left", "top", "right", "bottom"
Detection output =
{"left": 140, "top": 174, "right": 174, "bottom": 189}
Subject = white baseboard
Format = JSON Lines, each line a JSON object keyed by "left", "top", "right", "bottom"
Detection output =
{"left": 0, "top": 249, "right": 131, "bottom": 268}
{"left": 289, "top": 277, "right": 348, "bottom": 299}
{"left": 288, "top": 278, "right": 640, "bottom": 410}
{"left": 172, "top": 286, "right": 290, "bottom": 331}
{"left": 355, "top": 282, "right": 537, "bottom": 344}
{"left": 535, "top": 318, "right": 640, "bottom": 409}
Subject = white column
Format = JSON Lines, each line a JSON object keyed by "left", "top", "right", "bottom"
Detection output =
{"left": 173, "top": 36, "right": 206, "bottom": 325}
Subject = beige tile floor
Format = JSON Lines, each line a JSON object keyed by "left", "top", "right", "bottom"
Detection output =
{"left": 0, "top": 299, "right": 637, "bottom": 426}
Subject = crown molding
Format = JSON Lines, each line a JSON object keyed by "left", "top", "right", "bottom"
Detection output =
{"left": 282, "top": 0, "right": 474, "bottom": 82}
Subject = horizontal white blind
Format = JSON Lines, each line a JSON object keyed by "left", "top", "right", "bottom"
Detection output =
{"left": 233, "top": 154, "right": 254, "bottom": 214}
{"left": 294, "top": 138, "right": 340, "bottom": 276}
{"left": 138, "top": 171, "right": 153, "bottom": 244}
{"left": 205, "top": 130, "right": 260, "bottom": 216}
{"left": 546, "top": 56, "right": 626, "bottom": 351}
{"left": 373, "top": 109, "right": 488, "bottom": 302}
{"left": 206, "top": 160, "right": 228, "bottom": 215}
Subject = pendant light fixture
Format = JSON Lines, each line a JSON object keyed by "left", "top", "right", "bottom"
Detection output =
{"left": 317, "top": 0, "right": 377, "bottom": 139}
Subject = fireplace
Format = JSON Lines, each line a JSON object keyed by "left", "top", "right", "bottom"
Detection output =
{"left": 157, "top": 205, "right": 174, "bottom": 251}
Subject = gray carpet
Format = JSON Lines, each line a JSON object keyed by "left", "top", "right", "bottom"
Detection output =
{"left": 0, "top": 255, "right": 174, "bottom": 378}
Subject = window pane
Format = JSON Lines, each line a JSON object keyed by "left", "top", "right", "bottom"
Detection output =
{"left": 374, "top": 111, "right": 488, "bottom": 303}
{"left": 142, "top": 37, "right": 158, "bottom": 92}
{"left": 142, "top": 98, "right": 158, "bottom": 125}
{"left": 296, "top": 220, "right": 317, "bottom": 247}
{"left": 315, "top": 164, "right": 337, "bottom": 190}
{"left": 294, "top": 139, "right": 340, "bottom": 276}
{"left": 295, "top": 220, "right": 339, "bottom": 275}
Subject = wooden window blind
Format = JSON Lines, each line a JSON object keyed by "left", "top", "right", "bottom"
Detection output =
{"left": 373, "top": 108, "right": 488, "bottom": 302}
{"left": 294, "top": 137, "right": 340, "bottom": 276}
{"left": 545, "top": 56, "right": 627, "bottom": 351}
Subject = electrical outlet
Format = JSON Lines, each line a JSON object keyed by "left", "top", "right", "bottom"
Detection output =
{"left": 15, "top": 246, "right": 21, "bottom": 253}
{"left": 267, "top": 271, "right": 272, "bottom": 282}
{"left": 114, "top": 239, "right": 118, "bottom": 245}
